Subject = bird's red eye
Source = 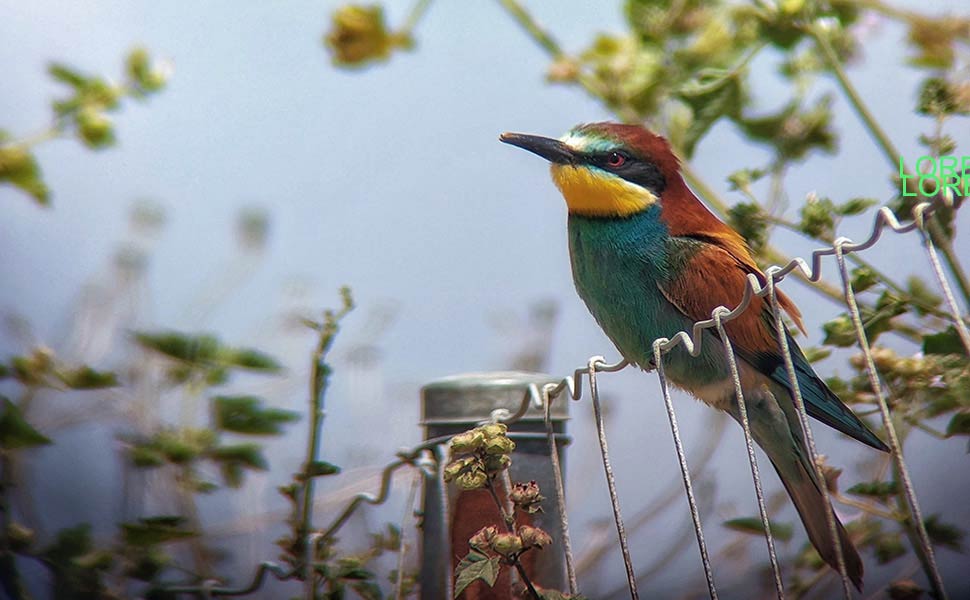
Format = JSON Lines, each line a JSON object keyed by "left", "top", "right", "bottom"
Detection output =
{"left": 607, "top": 152, "right": 626, "bottom": 167}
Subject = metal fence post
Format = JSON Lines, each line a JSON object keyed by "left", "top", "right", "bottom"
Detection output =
{"left": 419, "top": 371, "right": 571, "bottom": 598}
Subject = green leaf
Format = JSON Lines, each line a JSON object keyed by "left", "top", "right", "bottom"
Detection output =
{"left": 57, "top": 366, "right": 119, "bottom": 389}
{"left": 923, "top": 327, "right": 969, "bottom": 357}
{"left": 121, "top": 517, "right": 197, "bottom": 547}
{"left": 44, "top": 524, "right": 93, "bottom": 562}
{"left": 454, "top": 550, "right": 501, "bottom": 597}
{"left": 677, "top": 68, "right": 744, "bottom": 157}
{"left": 0, "top": 144, "right": 50, "bottom": 205}
{"left": 213, "top": 395, "right": 298, "bottom": 435}
{"left": 923, "top": 514, "right": 965, "bottom": 551}
{"left": 209, "top": 443, "right": 268, "bottom": 487}
{"left": 723, "top": 517, "right": 793, "bottom": 542}
{"left": 151, "top": 428, "right": 215, "bottom": 464}
{"left": 0, "top": 397, "right": 53, "bottom": 449}
{"left": 124, "top": 547, "right": 170, "bottom": 581}
{"left": 917, "top": 77, "right": 962, "bottom": 116}
{"left": 738, "top": 96, "right": 837, "bottom": 161}
{"left": 850, "top": 266, "right": 879, "bottom": 293}
{"left": 838, "top": 197, "right": 877, "bottom": 216}
{"left": 907, "top": 276, "right": 943, "bottom": 316}
{"left": 727, "top": 202, "right": 768, "bottom": 252}
{"left": 134, "top": 331, "right": 221, "bottom": 364}
{"left": 351, "top": 581, "right": 382, "bottom": 600}
{"left": 802, "top": 346, "right": 832, "bottom": 363}
{"left": 306, "top": 460, "right": 342, "bottom": 477}
{"left": 874, "top": 534, "right": 906, "bottom": 564}
{"left": 863, "top": 291, "right": 908, "bottom": 342}
{"left": 846, "top": 480, "right": 899, "bottom": 499}
{"left": 822, "top": 315, "right": 856, "bottom": 347}
{"left": 130, "top": 444, "right": 167, "bottom": 468}
{"left": 798, "top": 195, "right": 837, "bottom": 239}
{"left": 209, "top": 443, "right": 267, "bottom": 469}
{"left": 945, "top": 412, "right": 970, "bottom": 437}
{"left": 126, "top": 47, "right": 167, "bottom": 94}
{"left": 217, "top": 348, "right": 282, "bottom": 372}
{"left": 726, "top": 168, "right": 767, "bottom": 191}
{"left": 47, "top": 63, "right": 88, "bottom": 88}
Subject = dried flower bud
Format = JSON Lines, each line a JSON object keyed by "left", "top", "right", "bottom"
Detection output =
{"left": 450, "top": 430, "right": 485, "bottom": 454}
{"left": 888, "top": 579, "right": 923, "bottom": 600}
{"left": 547, "top": 57, "right": 580, "bottom": 83}
{"left": 491, "top": 532, "right": 523, "bottom": 556}
{"left": 484, "top": 436, "right": 515, "bottom": 456}
{"left": 324, "top": 5, "right": 406, "bottom": 68}
{"left": 479, "top": 423, "right": 507, "bottom": 440}
{"left": 518, "top": 525, "right": 552, "bottom": 549}
{"left": 469, "top": 526, "right": 497, "bottom": 551}
{"left": 443, "top": 456, "right": 475, "bottom": 483}
{"left": 76, "top": 107, "right": 115, "bottom": 149}
{"left": 509, "top": 480, "right": 544, "bottom": 513}
{"left": 455, "top": 468, "right": 488, "bottom": 490}
{"left": 483, "top": 454, "right": 511, "bottom": 474}
{"left": 870, "top": 347, "right": 899, "bottom": 372}
{"left": 895, "top": 358, "right": 923, "bottom": 378}
{"left": 815, "top": 457, "right": 842, "bottom": 494}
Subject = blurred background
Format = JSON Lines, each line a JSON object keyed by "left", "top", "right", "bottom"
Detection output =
{"left": 1, "top": 0, "right": 968, "bottom": 598}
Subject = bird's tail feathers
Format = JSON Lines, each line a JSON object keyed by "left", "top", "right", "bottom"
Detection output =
{"left": 763, "top": 433, "right": 864, "bottom": 590}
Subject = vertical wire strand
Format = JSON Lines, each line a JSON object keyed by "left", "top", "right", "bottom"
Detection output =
{"left": 916, "top": 214, "right": 970, "bottom": 356}
{"left": 543, "top": 385, "right": 578, "bottom": 594}
{"left": 765, "top": 270, "right": 853, "bottom": 599}
{"left": 833, "top": 242, "right": 948, "bottom": 600}
{"left": 588, "top": 358, "right": 640, "bottom": 599}
{"left": 652, "top": 340, "right": 718, "bottom": 600}
{"left": 438, "top": 447, "right": 454, "bottom": 599}
{"left": 713, "top": 310, "right": 786, "bottom": 600}
{"left": 395, "top": 469, "right": 421, "bottom": 600}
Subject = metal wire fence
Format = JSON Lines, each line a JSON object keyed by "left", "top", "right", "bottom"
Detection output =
{"left": 160, "top": 194, "right": 964, "bottom": 599}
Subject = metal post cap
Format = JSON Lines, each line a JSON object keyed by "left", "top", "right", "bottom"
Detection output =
{"left": 421, "top": 371, "right": 568, "bottom": 426}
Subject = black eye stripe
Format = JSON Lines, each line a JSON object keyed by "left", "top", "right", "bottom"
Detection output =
{"left": 586, "top": 151, "right": 631, "bottom": 169}
{"left": 582, "top": 151, "right": 667, "bottom": 195}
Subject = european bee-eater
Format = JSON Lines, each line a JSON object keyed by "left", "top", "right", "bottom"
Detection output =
{"left": 500, "top": 122, "right": 889, "bottom": 589}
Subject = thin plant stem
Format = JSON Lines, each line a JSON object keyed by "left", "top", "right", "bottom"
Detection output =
{"left": 298, "top": 291, "right": 354, "bottom": 594}
{"left": 484, "top": 478, "right": 541, "bottom": 600}
{"left": 832, "top": 493, "right": 898, "bottom": 521}
{"left": 1, "top": 127, "right": 62, "bottom": 149}
{"left": 399, "top": 0, "right": 433, "bottom": 38}
{"left": 495, "top": 0, "right": 561, "bottom": 57}
{"left": 0, "top": 452, "right": 27, "bottom": 600}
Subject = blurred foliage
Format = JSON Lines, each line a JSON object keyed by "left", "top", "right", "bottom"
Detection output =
{"left": 0, "top": 47, "right": 168, "bottom": 206}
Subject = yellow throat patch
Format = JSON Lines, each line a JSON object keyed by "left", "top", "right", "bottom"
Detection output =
{"left": 550, "top": 164, "right": 657, "bottom": 217}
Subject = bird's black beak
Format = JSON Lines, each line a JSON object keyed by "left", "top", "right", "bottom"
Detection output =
{"left": 500, "top": 132, "right": 575, "bottom": 165}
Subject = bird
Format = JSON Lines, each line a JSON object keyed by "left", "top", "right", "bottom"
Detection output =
{"left": 500, "top": 122, "right": 889, "bottom": 589}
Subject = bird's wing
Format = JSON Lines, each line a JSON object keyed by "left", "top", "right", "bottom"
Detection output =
{"left": 658, "top": 238, "right": 888, "bottom": 451}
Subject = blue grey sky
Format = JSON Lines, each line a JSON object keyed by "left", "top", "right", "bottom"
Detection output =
{"left": 2, "top": 1, "right": 968, "bottom": 597}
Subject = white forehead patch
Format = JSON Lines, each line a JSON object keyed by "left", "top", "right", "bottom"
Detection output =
{"left": 558, "top": 131, "right": 590, "bottom": 152}
{"left": 559, "top": 131, "right": 617, "bottom": 154}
